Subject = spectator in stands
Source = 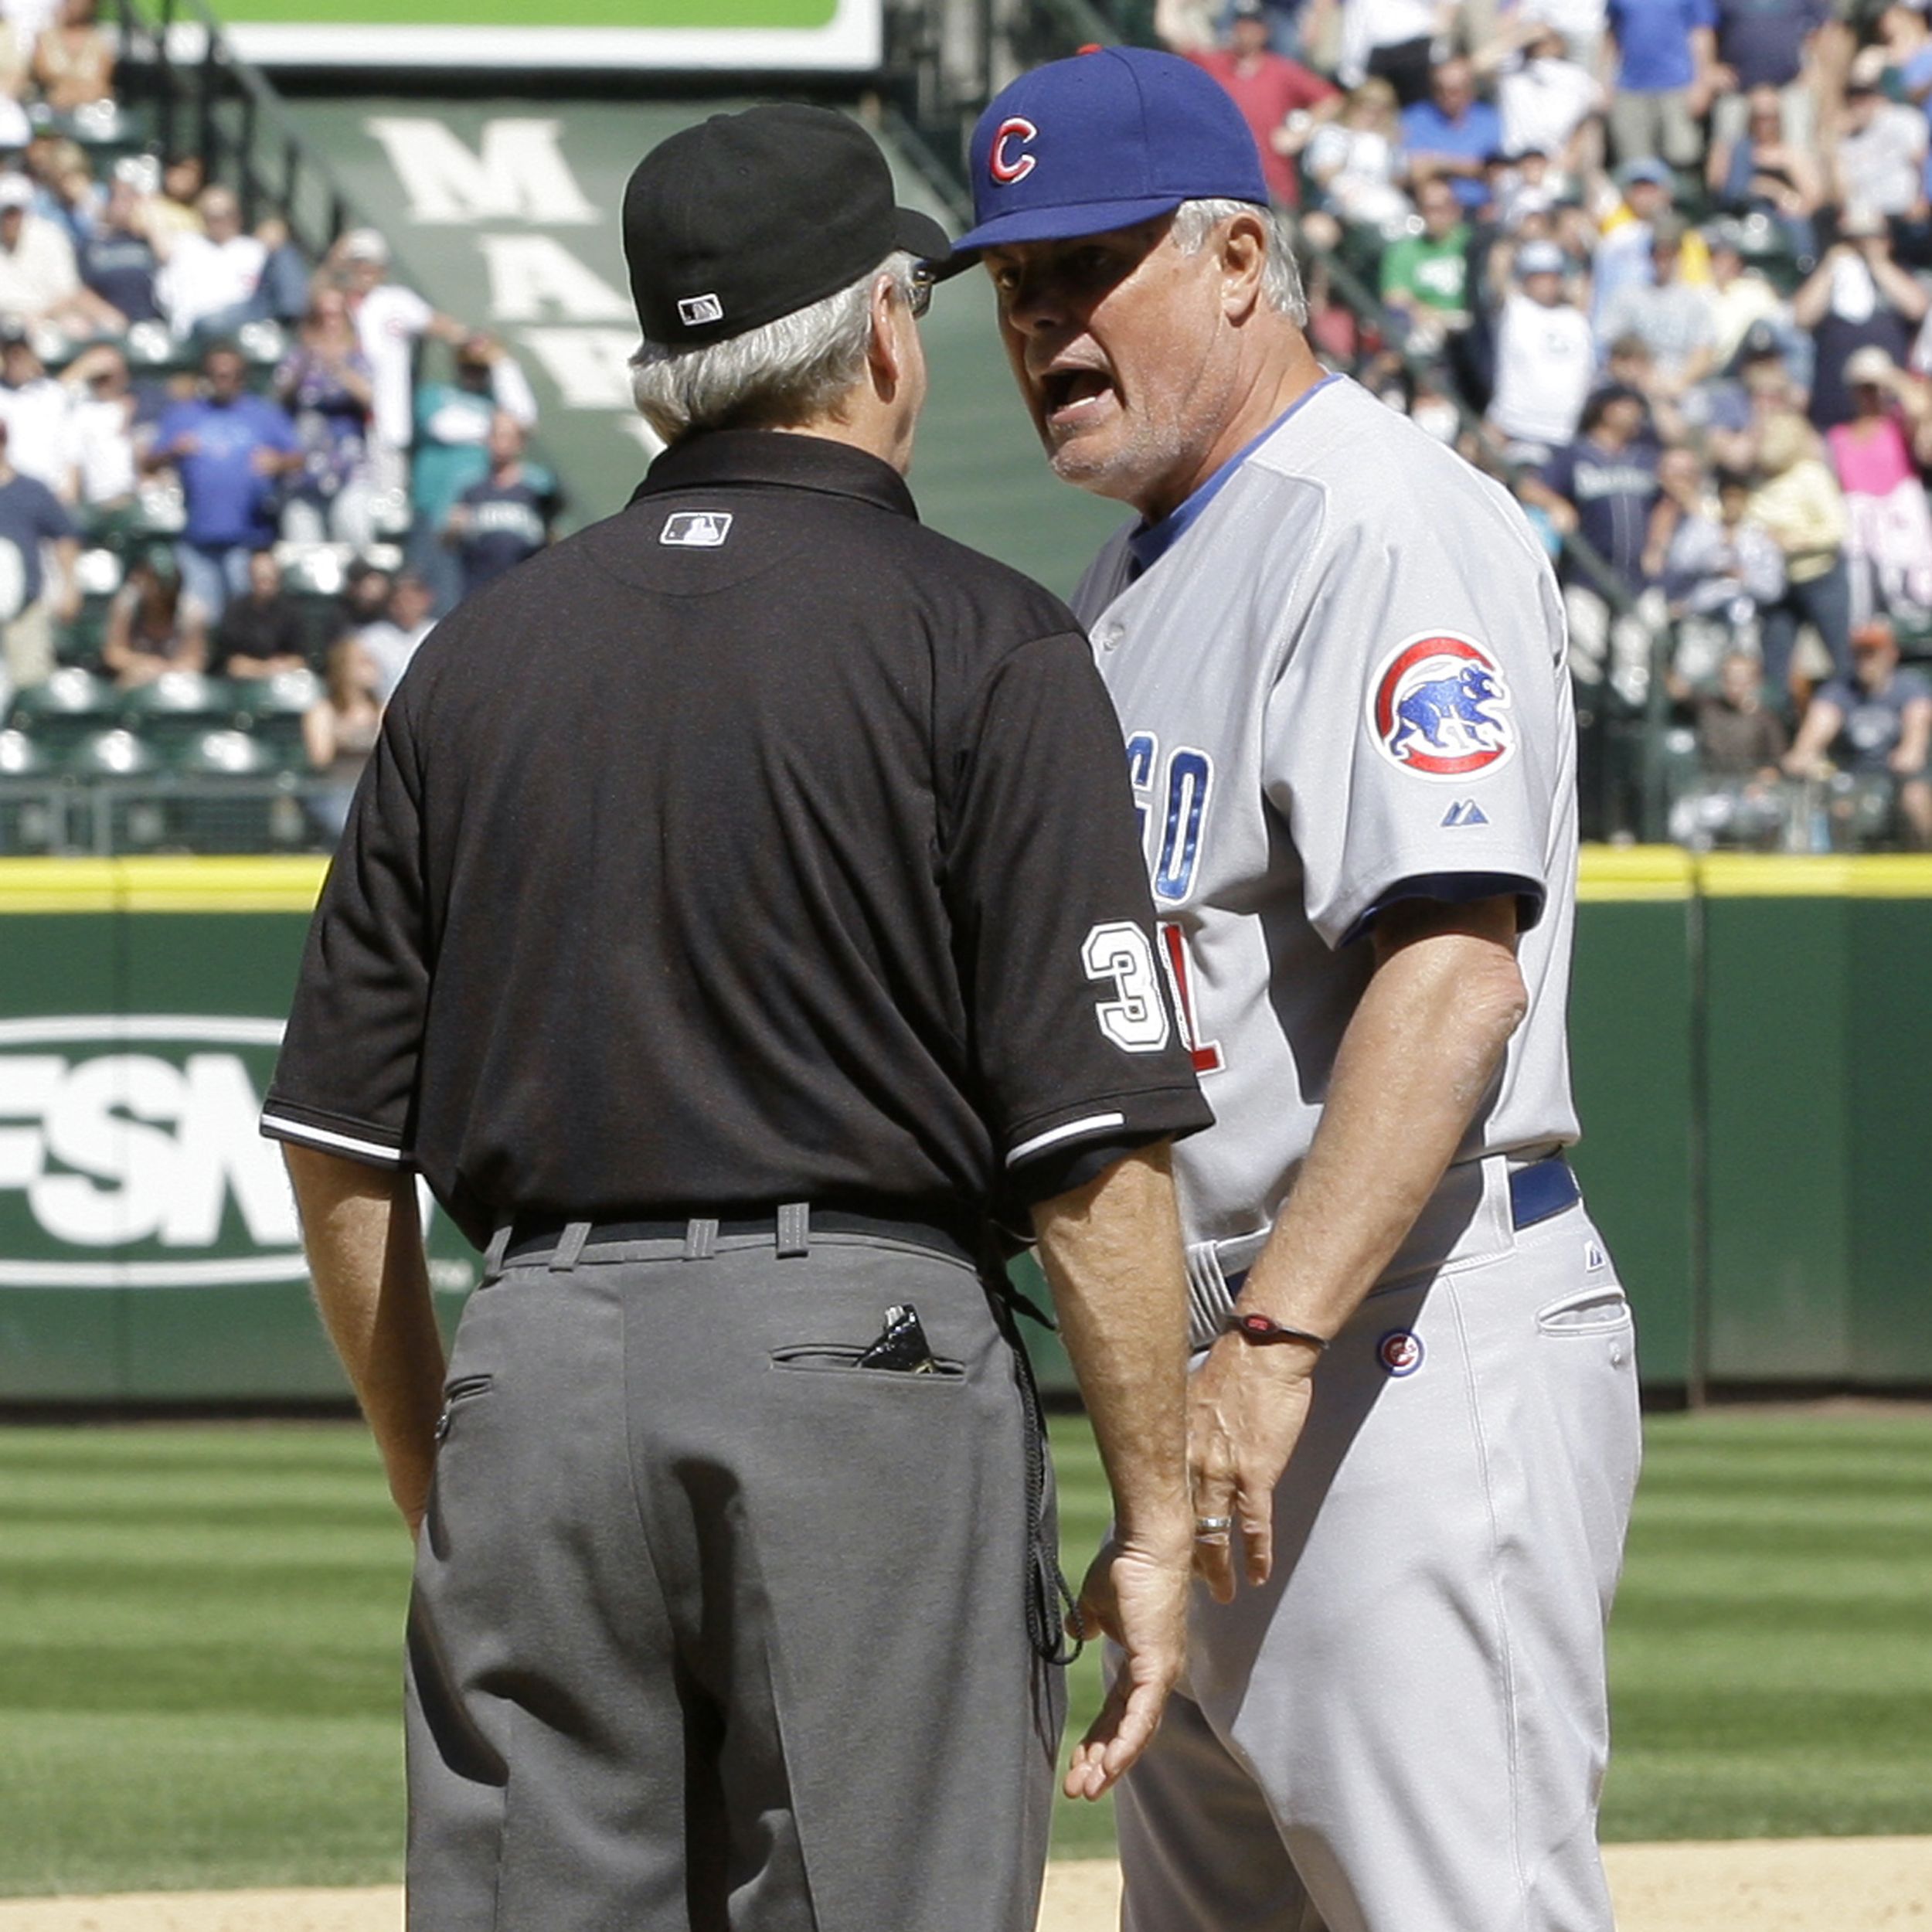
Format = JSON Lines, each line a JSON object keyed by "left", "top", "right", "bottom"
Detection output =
{"left": 1834, "top": 49, "right": 1930, "bottom": 219}
{"left": 443, "top": 413, "right": 561, "bottom": 602}
{"left": 60, "top": 341, "right": 137, "bottom": 515}
{"left": 208, "top": 548, "right": 311, "bottom": 680}
{"left": 1669, "top": 645, "right": 1791, "bottom": 848}
{"left": 1704, "top": 219, "right": 1793, "bottom": 369}
{"left": 0, "top": 325, "right": 74, "bottom": 500}
{"left": 251, "top": 215, "right": 311, "bottom": 325}
{"left": 1477, "top": 16, "right": 1605, "bottom": 182}
{"left": 146, "top": 341, "right": 301, "bottom": 621}
{"left": 101, "top": 546, "right": 206, "bottom": 686}
{"left": 1519, "top": 383, "right": 1674, "bottom": 705}
{"left": 1591, "top": 158, "right": 1686, "bottom": 323}
{"left": 39, "top": 140, "right": 99, "bottom": 250}
{"left": 1783, "top": 617, "right": 1932, "bottom": 844}
{"left": 334, "top": 556, "right": 391, "bottom": 641}
{"left": 1604, "top": 0, "right": 1721, "bottom": 167}
{"left": 1381, "top": 173, "right": 1474, "bottom": 351}
{"left": 1185, "top": 0, "right": 1339, "bottom": 209}
{"left": 1487, "top": 237, "right": 1596, "bottom": 455}
{"left": 76, "top": 172, "right": 161, "bottom": 328}
{"left": 0, "top": 170, "right": 84, "bottom": 332}
{"left": 1597, "top": 211, "right": 1719, "bottom": 396}
{"left": 330, "top": 227, "right": 465, "bottom": 500}
{"left": 275, "top": 282, "right": 376, "bottom": 549}
{"left": 1663, "top": 457, "right": 1787, "bottom": 672}
{"left": 1794, "top": 209, "right": 1929, "bottom": 429}
{"left": 0, "top": 19, "right": 28, "bottom": 152}
{"left": 1400, "top": 57, "right": 1502, "bottom": 213}
{"left": 302, "top": 632, "right": 382, "bottom": 840}
{"left": 145, "top": 154, "right": 203, "bottom": 249}
{"left": 1751, "top": 407, "right": 1854, "bottom": 697}
{"left": 1696, "top": 647, "right": 1789, "bottom": 776}
{"left": 1335, "top": 0, "right": 1446, "bottom": 104}
{"left": 1709, "top": 0, "right": 1825, "bottom": 151}
{"left": 1876, "top": 0, "right": 1932, "bottom": 109}
{"left": 1302, "top": 77, "right": 1413, "bottom": 242}
{"left": 29, "top": 0, "right": 111, "bottom": 113}
{"left": 409, "top": 330, "right": 539, "bottom": 613}
{"left": 1828, "top": 345, "right": 1932, "bottom": 617}
{"left": 0, "top": 416, "right": 77, "bottom": 704}
{"left": 1706, "top": 87, "right": 1824, "bottom": 263}
{"left": 156, "top": 185, "right": 266, "bottom": 342}
{"left": 356, "top": 569, "right": 434, "bottom": 702}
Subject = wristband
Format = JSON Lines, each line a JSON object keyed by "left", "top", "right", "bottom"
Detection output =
{"left": 1226, "top": 1309, "right": 1329, "bottom": 1350}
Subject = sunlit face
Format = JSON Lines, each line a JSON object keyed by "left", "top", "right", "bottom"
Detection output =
{"left": 1719, "top": 653, "right": 1757, "bottom": 703}
{"left": 985, "top": 216, "right": 1241, "bottom": 517}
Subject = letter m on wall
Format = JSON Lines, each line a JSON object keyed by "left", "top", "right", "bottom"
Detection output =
{"left": 362, "top": 118, "right": 595, "bottom": 225}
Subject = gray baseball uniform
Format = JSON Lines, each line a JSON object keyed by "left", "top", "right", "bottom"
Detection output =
{"left": 1077, "top": 375, "right": 1644, "bottom": 1931}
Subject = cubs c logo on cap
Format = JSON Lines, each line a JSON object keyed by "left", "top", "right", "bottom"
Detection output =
{"left": 1370, "top": 631, "right": 1515, "bottom": 781}
{"left": 990, "top": 117, "right": 1039, "bottom": 185}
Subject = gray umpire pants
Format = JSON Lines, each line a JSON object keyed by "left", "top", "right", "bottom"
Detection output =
{"left": 405, "top": 1218, "right": 1064, "bottom": 1931}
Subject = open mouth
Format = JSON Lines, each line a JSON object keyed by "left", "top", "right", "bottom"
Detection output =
{"left": 1037, "top": 366, "right": 1117, "bottom": 429}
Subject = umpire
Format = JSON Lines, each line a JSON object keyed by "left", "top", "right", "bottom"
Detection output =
{"left": 263, "top": 105, "right": 1211, "bottom": 1932}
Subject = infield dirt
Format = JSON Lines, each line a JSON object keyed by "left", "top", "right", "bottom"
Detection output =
{"left": 0, "top": 1840, "right": 1927, "bottom": 1931}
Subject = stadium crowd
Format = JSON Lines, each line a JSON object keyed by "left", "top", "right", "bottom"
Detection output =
{"left": 4, "top": 0, "right": 1932, "bottom": 849}
{"left": 1153, "top": 0, "right": 1932, "bottom": 847}
{"left": 0, "top": 9, "right": 560, "bottom": 832}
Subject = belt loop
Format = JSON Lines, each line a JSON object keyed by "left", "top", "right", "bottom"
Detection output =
{"left": 481, "top": 1225, "right": 512, "bottom": 1286}
{"left": 684, "top": 1216, "right": 718, "bottom": 1261}
{"left": 776, "top": 1202, "right": 809, "bottom": 1258}
{"left": 549, "top": 1220, "right": 592, "bottom": 1273}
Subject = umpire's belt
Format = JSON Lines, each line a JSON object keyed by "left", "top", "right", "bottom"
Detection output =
{"left": 495, "top": 1205, "right": 981, "bottom": 1274}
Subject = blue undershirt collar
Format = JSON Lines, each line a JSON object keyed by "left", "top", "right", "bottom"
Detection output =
{"left": 1125, "top": 372, "right": 1340, "bottom": 578}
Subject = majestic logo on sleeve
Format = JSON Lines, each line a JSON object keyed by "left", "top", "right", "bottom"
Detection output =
{"left": 1371, "top": 633, "right": 1515, "bottom": 781}
{"left": 989, "top": 117, "right": 1039, "bottom": 184}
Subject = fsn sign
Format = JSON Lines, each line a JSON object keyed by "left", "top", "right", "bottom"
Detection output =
{"left": 0, "top": 1015, "right": 302, "bottom": 1288}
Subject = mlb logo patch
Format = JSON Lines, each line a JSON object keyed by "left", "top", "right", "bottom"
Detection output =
{"left": 1377, "top": 1329, "right": 1424, "bottom": 1377}
{"left": 660, "top": 512, "right": 733, "bottom": 549}
{"left": 1370, "top": 632, "right": 1516, "bottom": 781}
{"left": 677, "top": 292, "right": 725, "bottom": 327}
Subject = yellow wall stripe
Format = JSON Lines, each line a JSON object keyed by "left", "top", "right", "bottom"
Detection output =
{"left": 0, "top": 848, "right": 1929, "bottom": 911}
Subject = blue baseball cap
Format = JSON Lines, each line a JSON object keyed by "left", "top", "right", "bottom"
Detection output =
{"left": 952, "top": 46, "right": 1269, "bottom": 257}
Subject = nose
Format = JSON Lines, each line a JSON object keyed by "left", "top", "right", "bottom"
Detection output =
{"left": 1000, "top": 264, "right": 1073, "bottom": 340}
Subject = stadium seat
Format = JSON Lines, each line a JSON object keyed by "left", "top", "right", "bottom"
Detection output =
{"left": 117, "top": 671, "right": 239, "bottom": 753}
{"left": 0, "top": 730, "right": 66, "bottom": 854}
{"left": 66, "top": 726, "right": 160, "bottom": 778}
{"left": 9, "top": 668, "right": 118, "bottom": 757}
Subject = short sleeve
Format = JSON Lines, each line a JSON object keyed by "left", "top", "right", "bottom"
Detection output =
{"left": 1264, "top": 484, "right": 1568, "bottom": 950}
{"left": 944, "top": 632, "right": 1212, "bottom": 1182}
{"left": 260, "top": 695, "right": 432, "bottom": 1166}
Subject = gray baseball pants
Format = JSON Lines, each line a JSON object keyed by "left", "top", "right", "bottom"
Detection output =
{"left": 405, "top": 1219, "right": 1063, "bottom": 1932}
{"left": 1117, "top": 1191, "right": 1642, "bottom": 1932}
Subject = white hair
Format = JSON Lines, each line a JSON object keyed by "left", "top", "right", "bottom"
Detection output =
{"left": 630, "top": 251, "right": 919, "bottom": 443}
{"left": 1170, "top": 198, "right": 1308, "bottom": 325}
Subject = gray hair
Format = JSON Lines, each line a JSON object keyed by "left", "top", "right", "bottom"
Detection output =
{"left": 631, "top": 251, "right": 919, "bottom": 442}
{"left": 1170, "top": 199, "right": 1308, "bottom": 326}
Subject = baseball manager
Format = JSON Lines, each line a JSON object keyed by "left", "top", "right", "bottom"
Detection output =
{"left": 959, "top": 46, "right": 1644, "bottom": 1932}
{"left": 263, "top": 104, "right": 1210, "bottom": 1931}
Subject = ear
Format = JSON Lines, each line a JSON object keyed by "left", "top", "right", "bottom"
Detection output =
{"left": 1219, "top": 209, "right": 1270, "bottom": 322}
{"left": 865, "top": 273, "right": 906, "bottom": 401}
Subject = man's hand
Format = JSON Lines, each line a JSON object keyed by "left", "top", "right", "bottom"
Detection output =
{"left": 1063, "top": 1531, "right": 1191, "bottom": 1800}
{"left": 1185, "top": 1334, "right": 1318, "bottom": 1600}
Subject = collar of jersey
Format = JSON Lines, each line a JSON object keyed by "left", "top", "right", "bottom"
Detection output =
{"left": 1127, "top": 372, "right": 1341, "bottom": 577}
{"left": 629, "top": 427, "right": 918, "bottom": 521}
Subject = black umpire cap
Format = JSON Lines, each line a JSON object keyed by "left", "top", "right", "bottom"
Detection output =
{"left": 623, "top": 104, "right": 954, "bottom": 349}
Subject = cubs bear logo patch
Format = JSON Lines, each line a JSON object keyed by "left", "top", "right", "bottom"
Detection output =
{"left": 1370, "top": 632, "right": 1516, "bottom": 781}
{"left": 1378, "top": 1329, "right": 1424, "bottom": 1376}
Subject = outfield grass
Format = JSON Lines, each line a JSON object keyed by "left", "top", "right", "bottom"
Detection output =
{"left": 2, "top": 1410, "right": 1929, "bottom": 1893}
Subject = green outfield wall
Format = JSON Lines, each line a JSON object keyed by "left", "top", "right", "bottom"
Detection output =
{"left": 1, "top": 851, "right": 1928, "bottom": 1404}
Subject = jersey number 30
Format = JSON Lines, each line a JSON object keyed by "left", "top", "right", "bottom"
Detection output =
{"left": 1082, "top": 923, "right": 1171, "bottom": 1053}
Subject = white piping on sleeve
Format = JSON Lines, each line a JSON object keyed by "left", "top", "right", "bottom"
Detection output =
{"left": 259, "top": 1113, "right": 408, "bottom": 1165}
{"left": 1005, "top": 1111, "right": 1128, "bottom": 1168}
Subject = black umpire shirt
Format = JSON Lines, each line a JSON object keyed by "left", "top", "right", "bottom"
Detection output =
{"left": 261, "top": 430, "right": 1212, "bottom": 1249}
